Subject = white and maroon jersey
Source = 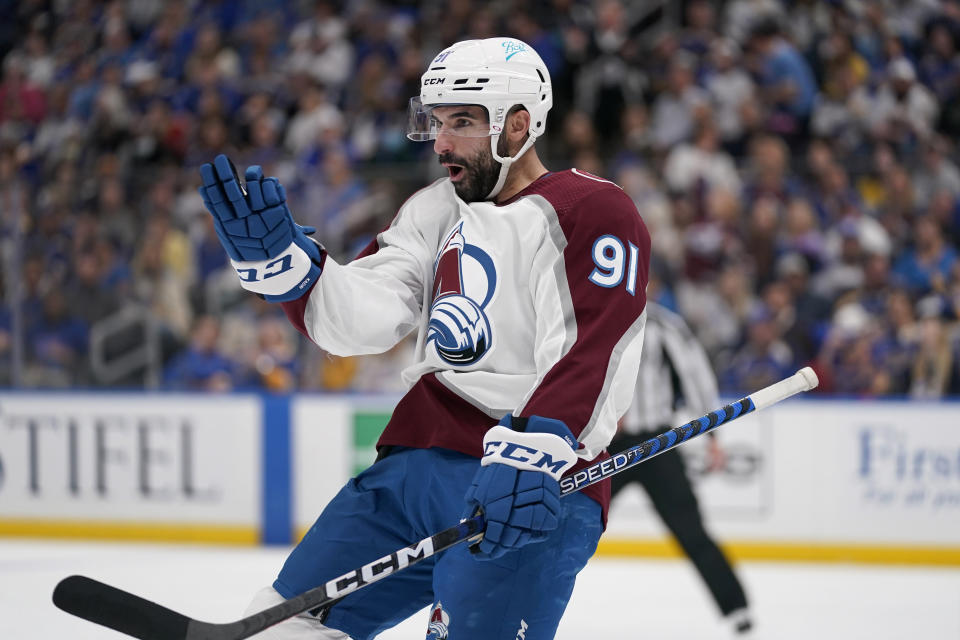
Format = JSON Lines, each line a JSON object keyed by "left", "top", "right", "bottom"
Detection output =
{"left": 281, "top": 169, "right": 650, "bottom": 518}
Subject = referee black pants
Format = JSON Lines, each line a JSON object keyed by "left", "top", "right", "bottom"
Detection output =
{"left": 608, "top": 429, "right": 748, "bottom": 616}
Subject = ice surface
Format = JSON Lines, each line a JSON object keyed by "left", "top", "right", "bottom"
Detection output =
{"left": 2, "top": 538, "right": 959, "bottom": 639}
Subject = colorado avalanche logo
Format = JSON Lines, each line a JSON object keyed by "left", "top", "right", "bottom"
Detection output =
{"left": 428, "top": 223, "right": 497, "bottom": 366}
{"left": 426, "top": 601, "right": 450, "bottom": 639}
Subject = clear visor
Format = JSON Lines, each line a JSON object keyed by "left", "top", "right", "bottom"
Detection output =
{"left": 406, "top": 97, "right": 496, "bottom": 141}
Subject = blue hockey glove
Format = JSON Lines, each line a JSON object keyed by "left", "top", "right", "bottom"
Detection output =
{"left": 464, "top": 414, "right": 579, "bottom": 560}
{"left": 198, "top": 154, "right": 323, "bottom": 302}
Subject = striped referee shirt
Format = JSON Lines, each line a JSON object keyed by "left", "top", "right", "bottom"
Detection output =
{"left": 622, "top": 302, "right": 720, "bottom": 434}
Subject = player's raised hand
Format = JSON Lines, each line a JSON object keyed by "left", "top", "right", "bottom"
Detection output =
{"left": 198, "top": 154, "right": 323, "bottom": 301}
{"left": 464, "top": 414, "right": 579, "bottom": 560}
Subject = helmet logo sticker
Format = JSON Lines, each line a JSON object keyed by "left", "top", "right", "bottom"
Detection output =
{"left": 502, "top": 40, "right": 527, "bottom": 60}
{"left": 434, "top": 50, "right": 453, "bottom": 63}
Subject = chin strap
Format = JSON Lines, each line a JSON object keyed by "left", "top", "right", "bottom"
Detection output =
{"left": 484, "top": 133, "right": 538, "bottom": 200}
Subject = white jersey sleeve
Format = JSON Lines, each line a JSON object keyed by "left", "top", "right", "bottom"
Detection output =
{"left": 283, "top": 179, "right": 463, "bottom": 356}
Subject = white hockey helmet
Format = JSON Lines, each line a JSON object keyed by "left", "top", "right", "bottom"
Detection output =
{"left": 407, "top": 37, "right": 553, "bottom": 199}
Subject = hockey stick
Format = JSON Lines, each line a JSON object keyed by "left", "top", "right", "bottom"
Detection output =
{"left": 52, "top": 367, "right": 818, "bottom": 640}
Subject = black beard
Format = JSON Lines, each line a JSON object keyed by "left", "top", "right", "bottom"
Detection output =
{"left": 440, "top": 147, "right": 501, "bottom": 202}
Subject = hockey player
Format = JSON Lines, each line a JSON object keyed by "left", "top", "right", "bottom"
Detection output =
{"left": 199, "top": 38, "right": 650, "bottom": 640}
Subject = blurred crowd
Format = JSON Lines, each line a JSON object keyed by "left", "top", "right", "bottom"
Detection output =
{"left": 2, "top": 0, "right": 960, "bottom": 399}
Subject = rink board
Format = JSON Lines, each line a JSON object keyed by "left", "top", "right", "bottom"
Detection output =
{"left": 0, "top": 393, "right": 261, "bottom": 543}
{"left": 602, "top": 400, "right": 960, "bottom": 565}
{"left": 2, "top": 392, "right": 959, "bottom": 564}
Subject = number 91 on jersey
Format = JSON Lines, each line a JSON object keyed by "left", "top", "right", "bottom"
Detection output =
{"left": 588, "top": 234, "right": 641, "bottom": 296}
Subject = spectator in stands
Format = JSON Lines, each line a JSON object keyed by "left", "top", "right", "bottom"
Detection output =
{"left": 724, "top": 1, "right": 783, "bottom": 45}
{"left": 721, "top": 303, "right": 794, "bottom": 394}
{"left": 689, "top": 1, "right": 723, "bottom": 56}
{"left": 574, "top": 0, "right": 645, "bottom": 145}
{"left": 761, "top": 278, "right": 806, "bottom": 364}
{"left": 66, "top": 249, "right": 119, "bottom": 328}
{"left": 812, "top": 219, "right": 866, "bottom": 300}
{"left": 184, "top": 22, "right": 240, "bottom": 85}
{"left": 65, "top": 54, "right": 97, "bottom": 119}
{"left": 814, "top": 172, "right": 891, "bottom": 259}
{"left": 249, "top": 316, "right": 300, "bottom": 392}
{"left": 703, "top": 38, "right": 757, "bottom": 154}
{"left": 193, "top": 214, "right": 230, "bottom": 286}
{"left": 162, "top": 314, "right": 235, "bottom": 391}
{"left": 131, "top": 225, "right": 193, "bottom": 341}
{"left": 681, "top": 186, "right": 745, "bottom": 287}
{"left": 741, "top": 134, "right": 799, "bottom": 208}
{"left": 95, "top": 177, "right": 138, "bottom": 250}
{"left": 813, "top": 29, "right": 870, "bottom": 93}
{"left": 88, "top": 61, "right": 133, "bottom": 153}
{"left": 29, "top": 205, "right": 72, "bottom": 280}
{"left": 663, "top": 120, "right": 741, "bottom": 195}
{"left": 93, "top": 235, "right": 132, "bottom": 299}
{"left": 773, "top": 252, "right": 830, "bottom": 364}
{"left": 650, "top": 51, "right": 710, "bottom": 151}
{"left": 746, "top": 16, "right": 817, "bottom": 142}
{"left": 0, "top": 53, "right": 46, "bottom": 130}
{"left": 130, "top": 97, "right": 190, "bottom": 168}
{"left": 909, "top": 295, "right": 955, "bottom": 398}
{"left": 243, "top": 111, "right": 285, "bottom": 170}
{"left": 929, "top": 187, "right": 960, "bottom": 248}
{"left": 287, "top": 0, "right": 354, "bottom": 93}
{"left": 872, "top": 167, "right": 916, "bottom": 255}
{"left": 810, "top": 63, "right": 868, "bottom": 155}
{"left": 681, "top": 261, "right": 757, "bottom": 362}
{"left": 918, "top": 20, "right": 960, "bottom": 108}
{"left": 857, "top": 252, "right": 895, "bottom": 317}
{"left": 777, "top": 197, "right": 827, "bottom": 270}
{"left": 25, "top": 291, "right": 88, "bottom": 387}
{"left": 893, "top": 215, "right": 958, "bottom": 296}
{"left": 303, "top": 149, "right": 370, "bottom": 259}
{"left": 863, "top": 57, "right": 939, "bottom": 149}
{"left": 18, "top": 30, "right": 55, "bottom": 90}
{"left": 186, "top": 115, "right": 234, "bottom": 171}
{"left": 912, "top": 135, "right": 960, "bottom": 210}
{"left": 283, "top": 83, "right": 343, "bottom": 155}
{"left": 744, "top": 196, "right": 782, "bottom": 289}
{"left": 814, "top": 302, "right": 873, "bottom": 395}
{"left": 28, "top": 81, "right": 80, "bottom": 174}
{"left": 876, "top": 288, "right": 921, "bottom": 395}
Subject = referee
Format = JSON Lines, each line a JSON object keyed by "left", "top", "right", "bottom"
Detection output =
{"left": 611, "top": 302, "right": 753, "bottom": 636}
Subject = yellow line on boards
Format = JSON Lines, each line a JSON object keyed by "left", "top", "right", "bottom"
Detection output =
{"left": 0, "top": 519, "right": 258, "bottom": 545}
{"left": 596, "top": 537, "right": 960, "bottom": 567}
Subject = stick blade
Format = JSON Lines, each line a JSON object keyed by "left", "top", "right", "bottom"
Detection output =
{"left": 53, "top": 575, "right": 191, "bottom": 640}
